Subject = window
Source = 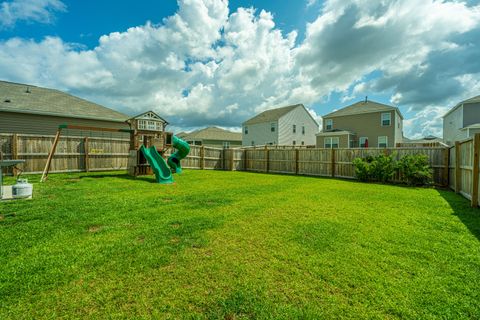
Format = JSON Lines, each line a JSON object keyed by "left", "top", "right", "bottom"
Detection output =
{"left": 359, "top": 137, "right": 368, "bottom": 148}
{"left": 138, "top": 120, "right": 146, "bottom": 130}
{"left": 325, "top": 119, "right": 333, "bottom": 130}
{"left": 302, "top": 126, "right": 305, "bottom": 135}
{"left": 293, "top": 125, "right": 296, "bottom": 133}
{"left": 324, "top": 137, "right": 339, "bottom": 148}
{"left": 271, "top": 123, "right": 276, "bottom": 132}
{"left": 381, "top": 112, "right": 391, "bottom": 126}
{"left": 147, "top": 121, "right": 156, "bottom": 131}
{"left": 292, "top": 140, "right": 296, "bottom": 145}
{"left": 301, "top": 141, "right": 305, "bottom": 145}
{"left": 244, "top": 126, "right": 248, "bottom": 134}
{"left": 223, "top": 141, "right": 230, "bottom": 148}
{"left": 251, "top": 141, "right": 255, "bottom": 146}
{"left": 378, "top": 136, "right": 388, "bottom": 148}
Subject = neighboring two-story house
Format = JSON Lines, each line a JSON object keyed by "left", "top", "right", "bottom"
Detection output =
{"left": 443, "top": 95, "right": 480, "bottom": 146}
{"left": 242, "top": 104, "right": 319, "bottom": 146}
{"left": 316, "top": 100, "right": 404, "bottom": 148}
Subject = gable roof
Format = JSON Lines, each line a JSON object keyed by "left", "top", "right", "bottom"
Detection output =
{"left": 179, "top": 127, "right": 241, "bottom": 141}
{"left": 130, "top": 110, "right": 169, "bottom": 124}
{"left": 323, "top": 100, "right": 403, "bottom": 119}
{"left": 0, "top": 80, "right": 129, "bottom": 122}
{"left": 243, "top": 104, "right": 312, "bottom": 125}
{"left": 443, "top": 95, "right": 480, "bottom": 118}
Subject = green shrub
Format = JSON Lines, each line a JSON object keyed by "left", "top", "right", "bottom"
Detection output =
{"left": 397, "top": 154, "right": 432, "bottom": 186}
{"left": 370, "top": 153, "right": 397, "bottom": 183}
{"left": 353, "top": 153, "right": 396, "bottom": 183}
{"left": 353, "top": 157, "right": 370, "bottom": 182}
{"left": 353, "top": 153, "right": 432, "bottom": 186}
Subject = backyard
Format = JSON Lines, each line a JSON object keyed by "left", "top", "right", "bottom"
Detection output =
{"left": 0, "top": 170, "right": 479, "bottom": 319}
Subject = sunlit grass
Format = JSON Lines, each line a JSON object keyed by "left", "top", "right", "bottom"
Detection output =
{"left": 1, "top": 170, "right": 479, "bottom": 319}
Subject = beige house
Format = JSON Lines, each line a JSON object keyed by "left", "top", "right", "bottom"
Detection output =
{"left": 177, "top": 127, "right": 242, "bottom": 148}
{"left": 316, "top": 100, "right": 404, "bottom": 148}
{"left": 0, "top": 80, "right": 131, "bottom": 138}
{"left": 242, "top": 104, "right": 319, "bottom": 146}
{"left": 443, "top": 95, "right": 480, "bottom": 146}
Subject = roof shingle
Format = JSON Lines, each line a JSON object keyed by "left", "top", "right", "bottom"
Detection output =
{"left": 178, "top": 127, "right": 241, "bottom": 141}
{"left": 243, "top": 104, "right": 303, "bottom": 125}
{"left": 323, "top": 100, "right": 403, "bottom": 119}
{"left": 0, "top": 80, "right": 129, "bottom": 122}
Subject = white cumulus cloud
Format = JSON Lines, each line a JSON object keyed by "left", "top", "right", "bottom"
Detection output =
{"left": 0, "top": 0, "right": 66, "bottom": 29}
{"left": 0, "top": 0, "right": 479, "bottom": 138}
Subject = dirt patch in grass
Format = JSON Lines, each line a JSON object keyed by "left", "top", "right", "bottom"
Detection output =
{"left": 170, "top": 236, "right": 181, "bottom": 244}
{"left": 87, "top": 225, "right": 103, "bottom": 233}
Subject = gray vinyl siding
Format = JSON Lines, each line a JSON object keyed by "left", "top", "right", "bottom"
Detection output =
{"left": 278, "top": 107, "right": 318, "bottom": 145}
{"left": 394, "top": 112, "right": 403, "bottom": 144}
{"left": 242, "top": 121, "right": 279, "bottom": 146}
{"left": 0, "top": 111, "right": 130, "bottom": 138}
{"left": 443, "top": 106, "right": 465, "bottom": 146}
{"left": 463, "top": 103, "right": 480, "bottom": 128}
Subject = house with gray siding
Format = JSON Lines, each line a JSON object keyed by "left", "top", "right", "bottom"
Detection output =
{"left": 443, "top": 95, "right": 480, "bottom": 146}
{"left": 242, "top": 104, "right": 319, "bottom": 146}
{"left": 316, "top": 100, "right": 404, "bottom": 148}
{"left": 0, "top": 80, "right": 131, "bottom": 138}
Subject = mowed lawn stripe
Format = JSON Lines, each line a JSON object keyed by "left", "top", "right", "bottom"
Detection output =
{"left": 0, "top": 170, "right": 479, "bottom": 319}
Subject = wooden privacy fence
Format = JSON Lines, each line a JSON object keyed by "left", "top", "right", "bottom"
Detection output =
{"left": 4, "top": 132, "right": 480, "bottom": 207}
{"left": 224, "top": 146, "right": 449, "bottom": 186}
{"left": 0, "top": 133, "right": 130, "bottom": 174}
{"left": 448, "top": 135, "right": 480, "bottom": 207}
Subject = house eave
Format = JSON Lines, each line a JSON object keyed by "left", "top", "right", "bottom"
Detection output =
{"left": 0, "top": 107, "right": 128, "bottom": 123}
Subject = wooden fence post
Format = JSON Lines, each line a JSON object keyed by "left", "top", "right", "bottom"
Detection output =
{"left": 230, "top": 149, "right": 234, "bottom": 171}
{"left": 331, "top": 148, "right": 336, "bottom": 178}
{"left": 443, "top": 148, "right": 450, "bottom": 187}
{"left": 84, "top": 137, "right": 90, "bottom": 172}
{"left": 200, "top": 146, "right": 205, "bottom": 170}
{"left": 12, "top": 134, "right": 18, "bottom": 176}
{"left": 243, "top": 149, "right": 247, "bottom": 171}
{"left": 222, "top": 147, "right": 228, "bottom": 170}
{"left": 295, "top": 149, "right": 299, "bottom": 175}
{"left": 471, "top": 134, "right": 480, "bottom": 207}
{"left": 265, "top": 145, "right": 270, "bottom": 173}
{"left": 455, "top": 141, "right": 461, "bottom": 193}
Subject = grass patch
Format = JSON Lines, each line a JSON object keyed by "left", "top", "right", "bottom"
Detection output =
{"left": 1, "top": 170, "right": 479, "bottom": 319}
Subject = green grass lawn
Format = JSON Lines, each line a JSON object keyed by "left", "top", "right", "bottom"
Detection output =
{"left": 1, "top": 170, "right": 479, "bottom": 319}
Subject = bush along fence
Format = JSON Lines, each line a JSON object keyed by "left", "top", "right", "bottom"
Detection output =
{"left": 2, "top": 132, "right": 480, "bottom": 207}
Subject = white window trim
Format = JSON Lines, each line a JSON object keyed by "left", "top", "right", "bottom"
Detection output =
{"left": 381, "top": 112, "right": 391, "bottom": 126}
{"left": 324, "top": 137, "right": 339, "bottom": 149}
{"left": 244, "top": 126, "right": 248, "bottom": 134}
{"left": 378, "top": 136, "right": 388, "bottom": 148}
{"left": 359, "top": 137, "right": 368, "bottom": 148}
{"left": 325, "top": 119, "right": 333, "bottom": 130}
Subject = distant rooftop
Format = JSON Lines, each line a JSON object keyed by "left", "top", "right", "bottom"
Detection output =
{"left": 443, "top": 95, "right": 480, "bottom": 118}
{"left": 243, "top": 104, "right": 304, "bottom": 125}
{"left": 178, "top": 127, "right": 241, "bottom": 141}
{"left": 0, "top": 80, "right": 129, "bottom": 122}
{"left": 323, "top": 100, "right": 403, "bottom": 119}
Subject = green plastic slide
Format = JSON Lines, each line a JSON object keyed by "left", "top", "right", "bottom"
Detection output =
{"left": 168, "top": 136, "right": 190, "bottom": 174}
{"left": 139, "top": 145, "right": 174, "bottom": 184}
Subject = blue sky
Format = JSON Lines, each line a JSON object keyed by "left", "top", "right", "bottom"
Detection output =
{"left": 1, "top": 0, "right": 479, "bottom": 138}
